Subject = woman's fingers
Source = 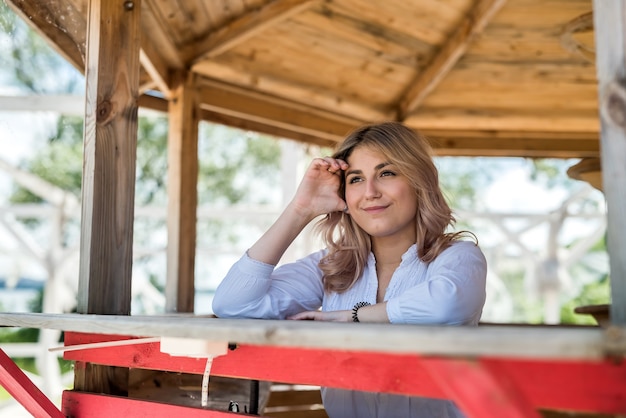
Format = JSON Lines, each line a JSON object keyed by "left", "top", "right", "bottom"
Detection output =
{"left": 312, "top": 157, "right": 348, "bottom": 174}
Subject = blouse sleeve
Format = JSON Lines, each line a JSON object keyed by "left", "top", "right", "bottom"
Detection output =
{"left": 385, "top": 241, "right": 487, "bottom": 325}
{"left": 212, "top": 250, "right": 325, "bottom": 319}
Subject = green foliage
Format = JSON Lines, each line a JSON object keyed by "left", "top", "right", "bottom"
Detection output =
{"left": 498, "top": 269, "right": 545, "bottom": 323}
{"left": 197, "top": 123, "right": 280, "bottom": 205}
{"left": 560, "top": 274, "right": 610, "bottom": 325}
{"left": 0, "top": 1, "right": 82, "bottom": 94}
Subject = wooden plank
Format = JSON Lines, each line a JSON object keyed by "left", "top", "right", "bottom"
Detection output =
{"left": 78, "top": 0, "right": 140, "bottom": 315}
{"left": 397, "top": 0, "right": 508, "bottom": 120}
{"left": 165, "top": 71, "right": 199, "bottom": 313}
{"left": 199, "top": 109, "right": 338, "bottom": 147}
{"left": 139, "top": 45, "right": 171, "bottom": 98}
{"left": 182, "top": 0, "right": 319, "bottom": 64}
{"left": 0, "top": 348, "right": 64, "bottom": 418}
{"left": 266, "top": 388, "right": 322, "bottom": 407}
{"left": 426, "top": 133, "right": 599, "bottom": 158}
{"left": 196, "top": 79, "right": 361, "bottom": 142}
{"left": 192, "top": 60, "right": 391, "bottom": 122}
{"left": 593, "top": 0, "right": 626, "bottom": 325}
{"left": 1, "top": 313, "right": 623, "bottom": 360}
{"left": 405, "top": 107, "right": 599, "bottom": 133}
{"left": 61, "top": 391, "right": 246, "bottom": 417}
{"left": 61, "top": 332, "right": 626, "bottom": 415}
{"left": 422, "top": 358, "right": 541, "bottom": 418}
{"left": 264, "top": 409, "right": 327, "bottom": 418}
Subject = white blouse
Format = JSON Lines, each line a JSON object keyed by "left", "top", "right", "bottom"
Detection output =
{"left": 212, "top": 240, "right": 487, "bottom": 418}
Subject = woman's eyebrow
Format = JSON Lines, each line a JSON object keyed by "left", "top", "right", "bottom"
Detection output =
{"left": 345, "top": 162, "right": 391, "bottom": 177}
{"left": 345, "top": 168, "right": 362, "bottom": 176}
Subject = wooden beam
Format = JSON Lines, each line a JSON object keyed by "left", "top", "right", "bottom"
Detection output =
{"left": 406, "top": 108, "right": 599, "bottom": 133}
{"left": 181, "top": 0, "right": 319, "bottom": 64}
{"left": 196, "top": 79, "right": 360, "bottom": 143}
{"left": 75, "top": 0, "right": 141, "bottom": 398}
{"left": 426, "top": 133, "right": 599, "bottom": 158}
{"left": 62, "top": 391, "right": 237, "bottom": 417}
{"left": 0, "top": 348, "right": 65, "bottom": 418}
{"left": 6, "top": 0, "right": 86, "bottom": 72}
{"left": 166, "top": 71, "right": 199, "bottom": 313}
{"left": 1, "top": 313, "right": 624, "bottom": 360}
{"left": 139, "top": 45, "right": 171, "bottom": 98}
{"left": 77, "top": 0, "right": 141, "bottom": 315}
{"left": 396, "top": 0, "right": 507, "bottom": 120}
{"left": 593, "top": 0, "right": 626, "bottom": 325}
{"left": 199, "top": 108, "right": 337, "bottom": 147}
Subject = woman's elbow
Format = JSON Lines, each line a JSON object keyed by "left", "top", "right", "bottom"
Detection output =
{"left": 211, "top": 296, "right": 230, "bottom": 318}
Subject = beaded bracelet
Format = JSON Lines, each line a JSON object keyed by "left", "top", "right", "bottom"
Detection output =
{"left": 352, "top": 301, "right": 371, "bottom": 322}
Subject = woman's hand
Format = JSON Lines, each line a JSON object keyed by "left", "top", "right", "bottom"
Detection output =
{"left": 290, "top": 157, "right": 349, "bottom": 220}
{"left": 288, "top": 309, "right": 352, "bottom": 322}
{"left": 289, "top": 303, "right": 390, "bottom": 323}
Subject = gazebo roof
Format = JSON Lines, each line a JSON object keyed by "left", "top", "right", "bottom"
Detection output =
{"left": 8, "top": 0, "right": 597, "bottom": 157}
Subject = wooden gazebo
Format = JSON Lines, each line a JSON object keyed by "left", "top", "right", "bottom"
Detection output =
{"left": 0, "top": 0, "right": 625, "bottom": 417}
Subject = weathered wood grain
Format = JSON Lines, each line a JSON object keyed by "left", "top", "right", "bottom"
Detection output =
{"left": 0, "top": 313, "right": 624, "bottom": 360}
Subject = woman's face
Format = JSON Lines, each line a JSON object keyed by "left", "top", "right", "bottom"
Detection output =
{"left": 344, "top": 146, "right": 417, "bottom": 243}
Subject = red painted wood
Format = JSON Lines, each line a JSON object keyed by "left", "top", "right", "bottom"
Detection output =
{"left": 422, "top": 357, "right": 541, "bottom": 418}
{"left": 63, "top": 332, "right": 447, "bottom": 398}
{"left": 481, "top": 358, "right": 626, "bottom": 414}
{"left": 0, "top": 348, "right": 65, "bottom": 418}
{"left": 62, "top": 332, "right": 626, "bottom": 415}
{"left": 61, "top": 390, "right": 254, "bottom": 417}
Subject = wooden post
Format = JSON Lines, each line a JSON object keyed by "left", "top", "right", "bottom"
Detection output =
{"left": 75, "top": 0, "right": 141, "bottom": 394}
{"left": 78, "top": 0, "right": 141, "bottom": 315}
{"left": 593, "top": 1, "right": 626, "bottom": 324}
{"left": 166, "top": 71, "right": 199, "bottom": 313}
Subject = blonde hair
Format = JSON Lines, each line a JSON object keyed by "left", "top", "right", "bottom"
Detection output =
{"left": 317, "top": 121, "right": 470, "bottom": 293}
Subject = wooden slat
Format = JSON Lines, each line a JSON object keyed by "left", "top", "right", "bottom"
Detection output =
{"left": 593, "top": 0, "right": 626, "bottom": 325}
{"left": 397, "top": 0, "right": 508, "bottom": 120}
{"left": 182, "top": 0, "right": 320, "bottom": 64}
{"left": 165, "top": 71, "right": 199, "bottom": 313}
{"left": 0, "top": 313, "right": 624, "bottom": 360}
{"left": 264, "top": 409, "right": 328, "bottom": 418}
{"left": 61, "top": 391, "right": 244, "bottom": 417}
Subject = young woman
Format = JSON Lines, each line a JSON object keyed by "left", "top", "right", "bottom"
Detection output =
{"left": 212, "top": 121, "right": 487, "bottom": 418}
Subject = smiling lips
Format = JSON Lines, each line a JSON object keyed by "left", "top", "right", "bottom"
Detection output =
{"left": 363, "top": 205, "right": 389, "bottom": 214}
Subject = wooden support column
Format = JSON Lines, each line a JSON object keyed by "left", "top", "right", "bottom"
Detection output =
{"left": 593, "top": 1, "right": 626, "bottom": 324}
{"left": 75, "top": 0, "right": 141, "bottom": 394}
{"left": 166, "top": 71, "right": 199, "bottom": 313}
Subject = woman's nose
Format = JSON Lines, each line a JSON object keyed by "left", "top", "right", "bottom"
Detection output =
{"left": 364, "top": 180, "right": 381, "bottom": 198}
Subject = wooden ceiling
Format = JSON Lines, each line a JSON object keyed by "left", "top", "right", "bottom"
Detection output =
{"left": 8, "top": 0, "right": 598, "bottom": 157}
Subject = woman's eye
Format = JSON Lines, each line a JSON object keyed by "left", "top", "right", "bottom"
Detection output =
{"left": 380, "top": 170, "right": 395, "bottom": 177}
{"left": 348, "top": 176, "right": 362, "bottom": 184}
